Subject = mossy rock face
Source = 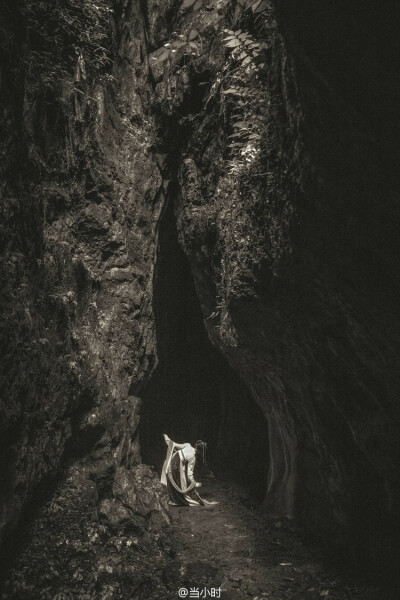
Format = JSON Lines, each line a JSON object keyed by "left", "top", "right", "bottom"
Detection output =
{"left": 0, "top": 0, "right": 168, "bottom": 547}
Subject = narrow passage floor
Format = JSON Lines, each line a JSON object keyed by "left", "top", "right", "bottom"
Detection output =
{"left": 0, "top": 466, "right": 393, "bottom": 600}
{"left": 167, "top": 470, "right": 389, "bottom": 600}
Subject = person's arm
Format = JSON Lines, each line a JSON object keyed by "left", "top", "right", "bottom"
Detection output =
{"left": 187, "top": 455, "right": 196, "bottom": 483}
{"left": 164, "top": 435, "right": 190, "bottom": 450}
{"left": 163, "top": 434, "right": 187, "bottom": 450}
{"left": 187, "top": 455, "right": 201, "bottom": 487}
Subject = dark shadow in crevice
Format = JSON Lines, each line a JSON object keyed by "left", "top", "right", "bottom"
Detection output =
{"left": 139, "top": 199, "right": 270, "bottom": 503}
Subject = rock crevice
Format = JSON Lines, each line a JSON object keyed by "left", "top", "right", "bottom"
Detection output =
{"left": 0, "top": 0, "right": 399, "bottom": 584}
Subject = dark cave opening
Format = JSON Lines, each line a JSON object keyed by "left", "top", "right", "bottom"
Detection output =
{"left": 139, "top": 199, "right": 270, "bottom": 503}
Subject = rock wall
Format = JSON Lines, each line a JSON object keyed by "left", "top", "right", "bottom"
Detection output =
{"left": 150, "top": 0, "right": 400, "bottom": 578}
{"left": 0, "top": 0, "right": 174, "bottom": 545}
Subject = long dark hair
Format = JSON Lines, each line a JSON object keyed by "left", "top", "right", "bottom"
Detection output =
{"left": 194, "top": 440, "right": 207, "bottom": 464}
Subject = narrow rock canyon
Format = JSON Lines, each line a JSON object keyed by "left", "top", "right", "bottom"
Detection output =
{"left": 0, "top": 1, "right": 399, "bottom": 598}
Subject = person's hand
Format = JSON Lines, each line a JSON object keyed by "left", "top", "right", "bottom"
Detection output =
{"left": 163, "top": 433, "right": 170, "bottom": 444}
{"left": 195, "top": 482, "right": 202, "bottom": 488}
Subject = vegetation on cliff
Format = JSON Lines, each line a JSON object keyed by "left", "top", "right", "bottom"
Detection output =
{"left": 0, "top": 0, "right": 399, "bottom": 594}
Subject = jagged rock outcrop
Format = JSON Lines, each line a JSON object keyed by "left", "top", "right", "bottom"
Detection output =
{"left": 99, "top": 465, "right": 170, "bottom": 534}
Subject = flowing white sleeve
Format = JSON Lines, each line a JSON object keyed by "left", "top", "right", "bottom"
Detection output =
{"left": 187, "top": 455, "right": 196, "bottom": 483}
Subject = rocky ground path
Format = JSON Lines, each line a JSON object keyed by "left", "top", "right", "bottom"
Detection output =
{"left": 167, "top": 470, "right": 388, "bottom": 600}
{"left": 0, "top": 466, "right": 393, "bottom": 600}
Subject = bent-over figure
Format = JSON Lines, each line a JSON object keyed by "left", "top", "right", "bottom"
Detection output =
{"left": 160, "top": 434, "right": 211, "bottom": 506}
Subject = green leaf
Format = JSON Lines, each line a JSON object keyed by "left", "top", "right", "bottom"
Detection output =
{"left": 156, "top": 48, "right": 170, "bottom": 62}
{"left": 225, "top": 39, "right": 241, "bottom": 48}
